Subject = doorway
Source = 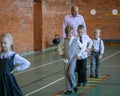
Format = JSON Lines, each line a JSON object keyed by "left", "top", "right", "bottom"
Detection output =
{"left": 34, "top": 0, "right": 42, "bottom": 51}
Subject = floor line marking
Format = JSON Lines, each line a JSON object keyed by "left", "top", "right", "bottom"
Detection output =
{"left": 101, "top": 50, "right": 120, "bottom": 61}
{"left": 24, "top": 50, "right": 120, "bottom": 96}
{"left": 80, "top": 74, "right": 110, "bottom": 96}
{"left": 101, "top": 65, "right": 120, "bottom": 68}
{"left": 25, "top": 52, "right": 57, "bottom": 61}
{"left": 16, "top": 50, "right": 120, "bottom": 76}
{"left": 54, "top": 74, "right": 110, "bottom": 96}
{"left": 25, "top": 77, "right": 65, "bottom": 96}
{"left": 15, "top": 59, "right": 62, "bottom": 75}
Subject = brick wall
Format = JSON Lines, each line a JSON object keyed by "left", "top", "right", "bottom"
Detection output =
{"left": 42, "top": 0, "right": 69, "bottom": 49}
{"left": 0, "top": 0, "right": 119, "bottom": 53}
{"left": 42, "top": 0, "right": 120, "bottom": 49}
{"left": 0, "top": 0, "right": 33, "bottom": 53}
{"left": 72, "top": 0, "right": 120, "bottom": 39}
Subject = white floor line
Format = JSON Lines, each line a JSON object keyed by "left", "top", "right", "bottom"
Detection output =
{"left": 26, "top": 51, "right": 57, "bottom": 60}
{"left": 101, "top": 50, "right": 120, "bottom": 61}
{"left": 24, "top": 50, "right": 120, "bottom": 96}
{"left": 16, "top": 51, "right": 120, "bottom": 76}
{"left": 25, "top": 77, "right": 65, "bottom": 96}
{"left": 15, "top": 59, "right": 62, "bottom": 75}
{"left": 101, "top": 65, "right": 120, "bottom": 68}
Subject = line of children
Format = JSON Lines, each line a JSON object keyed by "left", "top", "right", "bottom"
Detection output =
{"left": 58, "top": 25, "right": 104, "bottom": 95}
{"left": 0, "top": 33, "right": 31, "bottom": 96}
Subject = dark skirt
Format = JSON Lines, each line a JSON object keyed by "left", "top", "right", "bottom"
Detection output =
{"left": 0, "top": 73, "right": 24, "bottom": 96}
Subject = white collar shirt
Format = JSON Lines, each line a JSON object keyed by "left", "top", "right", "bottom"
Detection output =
{"left": 76, "top": 34, "right": 92, "bottom": 59}
{"left": 92, "top": 38, "right": 104, "bottom": 55}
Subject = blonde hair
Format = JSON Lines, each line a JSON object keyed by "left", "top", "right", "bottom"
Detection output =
{"left": 94, "top": 28, "right": 101, "bottom": 34}
{"left": 0, "top": 33, "right": 14, "bottom": 50}
{"left": 65, "top": 26, "right": 73, "bottom": 35}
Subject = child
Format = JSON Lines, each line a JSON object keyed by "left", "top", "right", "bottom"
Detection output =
{"left": 76, "top": 25, "right": 92, "bottom": 86}
{"left": 0, "top": 33, "right": 31, "bottom": 96}
{"left": 58, "top": 26, "right": 82, "bottom": 94}
{"left": 90, "top": 28, "right": 104, "bottom": 78}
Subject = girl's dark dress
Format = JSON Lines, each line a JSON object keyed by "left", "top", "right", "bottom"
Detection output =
{"left": 0, "top": 54, "right": 23, "bottom": 96}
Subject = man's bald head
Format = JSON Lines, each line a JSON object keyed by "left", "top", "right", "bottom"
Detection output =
{"left": 71, "top": 5, "right": 79, "bottom": 17}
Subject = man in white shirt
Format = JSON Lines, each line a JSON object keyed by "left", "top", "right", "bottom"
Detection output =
{"left": 62, "top": 5, "right": 87, "bottom": 38}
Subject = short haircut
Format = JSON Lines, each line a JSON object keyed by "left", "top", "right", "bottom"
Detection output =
{"left": 94, "top": 28, "right": 101, "bottom": 34}
{"left": 71, "top": 5, "right": 79, "bottom": 10}
{"left": 65, "top": 26, "right": 73, "bottom": 35}
{"left": 78, "top": 25, "right": 85, "bottom": 30}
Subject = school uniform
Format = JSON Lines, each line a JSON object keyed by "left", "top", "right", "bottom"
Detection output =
{"left": 58, "top": 37, "right": 82, "bottom": 91}
{"left": 90, "top": 38, "right": 104, "bottom": 78}
{"left": 76, "top": 34, "right": 92, "bottom": 86}
{"left": 0, "top": 51, "right": 30, "bottom": 96}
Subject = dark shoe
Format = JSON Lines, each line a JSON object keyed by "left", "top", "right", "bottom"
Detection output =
{"left": 90, "top": 74, "right": 94, "bottom": 78}
{"left": 95, "top": 75, "right": 99, "bottom": 78}
{"left": 74, "top": 87, "right": 78, "bottom": 93}
{"left": 83, "top": 82, "right": 87, "bottom": 86}
{"left": 77, "top": 83, "right": 83, "bottom": 87}
{"left": 64, "top": 90, "right": 72, "bottom": 94}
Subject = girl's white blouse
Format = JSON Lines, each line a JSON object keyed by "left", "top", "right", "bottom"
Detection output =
{"left": 0, "top": 51, "right": 31, "bottom": 72}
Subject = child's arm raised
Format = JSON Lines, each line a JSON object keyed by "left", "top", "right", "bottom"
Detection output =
{"left": 12, "top": 54, "right": 31, "bottom": 73}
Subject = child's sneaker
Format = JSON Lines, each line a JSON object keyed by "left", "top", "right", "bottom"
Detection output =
{"left": 90, "top": 74, "right": 94, "bottom": 78}
{"left": 64, "top": 90, "right": 72, "bottom": 94}
{"left": 95, "top": 75, "right": 99, "bottom": 78}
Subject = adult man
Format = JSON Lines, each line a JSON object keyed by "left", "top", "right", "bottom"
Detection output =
{"left": 62, "top": 5, "right": 87, "bottom": 38}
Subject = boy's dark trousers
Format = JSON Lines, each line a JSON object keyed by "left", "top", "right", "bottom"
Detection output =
{"left": 76, "top": 58, "right": 87, "bottom": 84}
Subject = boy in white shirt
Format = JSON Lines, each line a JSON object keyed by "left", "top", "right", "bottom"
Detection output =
{"left": 76, "top": 25, "right": 92, "bottom": 86}
{"left": 90, "top": 28, "right": 104, "bottom": 78}
{"left": 58, "top": 26, "right": 83, "bottom": 94}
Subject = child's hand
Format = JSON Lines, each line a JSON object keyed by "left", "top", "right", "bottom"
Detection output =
{"left": 88, "top": 56, "right": 91, "bottom": 60}
{"left": 86, "top": 48, "right": 90, "bottom": 52}
{"left": 10, "top": 68, "right": 17, "bottom": 74}
{"left": 99, "top": 55, "right": 102, "bottom": 59}
{"left": 74, "top": 55, "right": 78, "bottom": 59}
{"left": 61, "top": 54, "right": 65, "bottom": 58}
{"left": 10, "top": 64, "right": 19, "bottom": 74}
